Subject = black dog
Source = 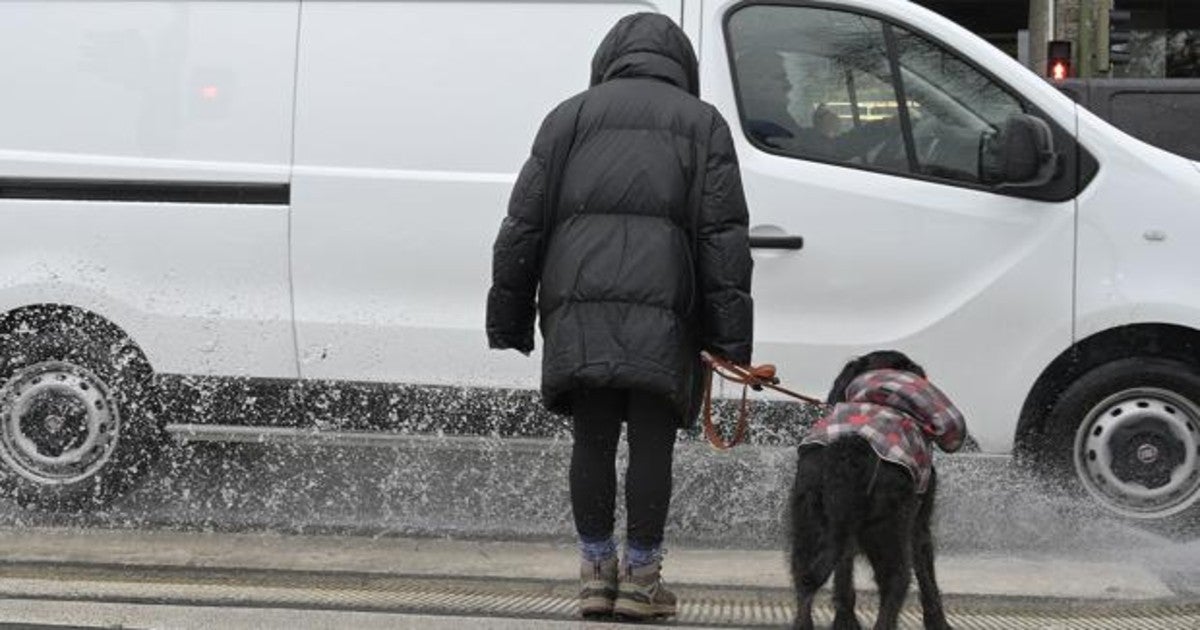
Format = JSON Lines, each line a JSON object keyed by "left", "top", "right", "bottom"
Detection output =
{"left": 789, "top": 350, "right": 963, "bottom": 630}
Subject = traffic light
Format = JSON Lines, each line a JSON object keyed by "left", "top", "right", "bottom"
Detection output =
{"left": 1110, "top": 9, "right": 1132, "bottom": 65}
{"left": 1047, "top": 40, "right": 1072, "bottom": 81}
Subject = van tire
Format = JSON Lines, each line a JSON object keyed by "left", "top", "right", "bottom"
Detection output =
{"left": 0, "top": 317, "right": 161, "bottom": 510}
{"left": 1036, "top": 357, "right": 1200, "bottom": 527}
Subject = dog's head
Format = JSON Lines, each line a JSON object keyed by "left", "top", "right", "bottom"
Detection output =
{"left": 826, "top": 350, "right": 926, "bottom": 404}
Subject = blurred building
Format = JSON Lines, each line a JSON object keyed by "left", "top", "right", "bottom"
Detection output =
{"left": 911, "top": 0, "right": 1200, "bottom": 78}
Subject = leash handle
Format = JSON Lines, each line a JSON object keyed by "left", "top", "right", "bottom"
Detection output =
{"left": 701, "top": 365, "right": 749, "bottom": 450}
{"left": 699, "top": 351, "right": 826, "bottom": 451}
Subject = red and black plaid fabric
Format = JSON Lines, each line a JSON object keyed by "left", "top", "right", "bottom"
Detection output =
{"left": 800, "top": 369, "right": 967, "bottom": 494}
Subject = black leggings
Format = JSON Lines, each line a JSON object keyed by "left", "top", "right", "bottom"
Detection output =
{"left": 570, "top": 388, "right": 678, "bottom": 549}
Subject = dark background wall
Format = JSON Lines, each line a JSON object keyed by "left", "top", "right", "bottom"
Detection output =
{"left": 915, "top": 1, "right": 1029, "bottom": 57}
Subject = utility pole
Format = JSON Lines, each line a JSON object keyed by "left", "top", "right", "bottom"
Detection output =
{"left": 1097, "top": 0, "right": 1113, "bottom": 73}
{"left": 1078, "top": 0, "right": 1097, "bottom": 77}
{"left": 1029, "top": 0, "right": 1055, "bottom": 76}
{"left": 1081, "top": 0, "right": 1121, "bottom": 77}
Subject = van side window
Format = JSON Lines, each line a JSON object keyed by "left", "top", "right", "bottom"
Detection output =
{"left": 727, "top": 6, "right": 910, "bottom": 174}
{"left": 892, "top": 28, "right": 1024, "bottom": 183}
{"left": 727, "top": 6, "right": 1026, "bottom": 186}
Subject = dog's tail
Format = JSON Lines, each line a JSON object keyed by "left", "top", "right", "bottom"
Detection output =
{"left": 808, "top": 437, "right": 877, "bottom": 584}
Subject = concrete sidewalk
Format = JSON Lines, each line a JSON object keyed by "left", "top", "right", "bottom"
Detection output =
{"left": 0, "top": 527, "right": 1175, "bottom": 601}
{"left": 0, "top": 598, "right": 648, "bottom": 630}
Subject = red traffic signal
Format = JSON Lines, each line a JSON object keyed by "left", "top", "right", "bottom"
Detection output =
{"left": 1047, "top": 40, "right": 1073, "bottom": 81}
{"left": 1051, "top": 59, "right": 1069, "bottom": 81}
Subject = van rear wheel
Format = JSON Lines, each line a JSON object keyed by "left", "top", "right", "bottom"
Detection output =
{"left": 0, "top": 316, "right": 161, "bottom": 510}
{"left": 1039, "top": 358, "right": 1200, "bottom": 525}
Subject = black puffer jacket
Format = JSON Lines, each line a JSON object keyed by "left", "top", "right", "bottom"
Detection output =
{"left": 487, "top": 13, "right": 753, "bottom": 423}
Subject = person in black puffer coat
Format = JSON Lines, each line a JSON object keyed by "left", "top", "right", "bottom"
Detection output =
{"left": 486, "top": 13, "right": 753, "bottom": 620}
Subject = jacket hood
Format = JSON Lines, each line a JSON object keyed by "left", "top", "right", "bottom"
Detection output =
{"left": 590, "top": 13, "right": 699, "bottom": 96}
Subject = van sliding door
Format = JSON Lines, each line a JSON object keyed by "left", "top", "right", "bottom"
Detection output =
{"left": 289, "top": 1, "right": 682, "bottom": 410}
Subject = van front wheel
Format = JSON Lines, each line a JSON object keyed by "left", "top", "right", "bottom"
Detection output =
{"left": 0, "top": 317, "right": 161, "bottom": 510}
{"left": 1043, "top": 358, "right": 1200, "bottom": 522}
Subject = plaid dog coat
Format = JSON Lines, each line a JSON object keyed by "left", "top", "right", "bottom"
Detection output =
{"left": 800, "top": 369, "right": 967, "bottom": 494}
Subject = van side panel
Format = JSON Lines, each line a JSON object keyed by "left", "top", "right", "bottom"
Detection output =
{"left": 0, "top": 1, "right": 300, "bottom": 378}
{"left": 1074, "top": 108, "right": 1200, "bottom": 343}
{"left": 290, "top": 1, "right": 680, "bottom": 387}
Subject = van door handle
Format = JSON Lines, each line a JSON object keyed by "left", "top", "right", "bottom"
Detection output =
{"left": 749, "top": 235, "right": 804, "bottom": 250}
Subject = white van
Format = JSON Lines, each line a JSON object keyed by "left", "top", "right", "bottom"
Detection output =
{"left": 2, "top": 0, "right": 1199, "bottom": 525}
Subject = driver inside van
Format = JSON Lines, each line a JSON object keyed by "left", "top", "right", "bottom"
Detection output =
{"left": 813, "top": 103, "right": 841, "bottom": 139}
{"left": 802, "top": 102, "right": 901, "bottom": 163}
{"left": 736, "top": 49, "right": 903, "bottom": 165}
{"left": 735, "top": 49, "right": 803, "bottom": 147}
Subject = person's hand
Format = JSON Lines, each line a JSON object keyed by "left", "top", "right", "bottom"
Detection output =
{"left": 487, "top": 333, "right": 533, "bottom": 356}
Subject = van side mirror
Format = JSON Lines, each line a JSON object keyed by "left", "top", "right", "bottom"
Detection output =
{"left": 979, "top": 114, "right": 1059, "bottom": 188}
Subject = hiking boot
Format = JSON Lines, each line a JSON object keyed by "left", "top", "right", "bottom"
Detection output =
{"left": 614, "top": 560, "right": 678, "bottom": 619}
{"left": 579, "top": 554, "right": 619, "bottom": 618}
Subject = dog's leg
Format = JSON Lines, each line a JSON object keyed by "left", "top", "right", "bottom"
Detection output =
{"left": 913, "top": 520, "right": 950, "bottom": 630}
{"left": 862, "top": 506, "right": 915, "bottom": 630}
{"left": 832, "top": 551, "right": 862, "bottom": 630}
{"left": 914, "top": 474, "right": 952, "bottom": 630}
{"left": 792, "top": 587, "right": 817, "bottom": 629}
{"left": 789, "top": 460, "right": 825, "bottom": 630}
{"left": 789, "top": 537, "right": 821, "bottom": 630}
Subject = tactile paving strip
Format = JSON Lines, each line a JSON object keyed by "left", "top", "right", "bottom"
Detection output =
{"left": 0, "top": 562, "right": 1197, "bottom": 628}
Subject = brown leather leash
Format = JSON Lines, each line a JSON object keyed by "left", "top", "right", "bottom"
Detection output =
{"left": 699, "top": 351, "right": 827, "bottom": 450}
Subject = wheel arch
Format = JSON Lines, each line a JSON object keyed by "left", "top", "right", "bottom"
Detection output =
{"left": 0, "top": 304, "right": 152, "bottom": 375}
{"left": 1015, "top": 323, "right": 1200, "bottom": 456}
